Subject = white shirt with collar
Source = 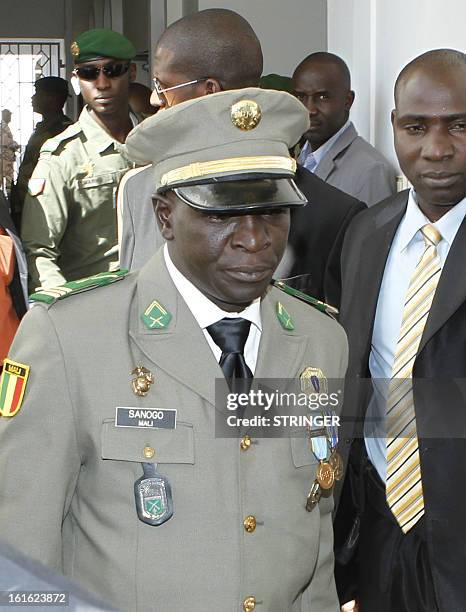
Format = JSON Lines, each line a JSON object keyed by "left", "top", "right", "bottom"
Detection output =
{"left": 298, "top": 119, "right": 352, "bottom": 172}
{"left": 163, "top": 244, "right": 262, "bottom": 373}
{"left": 365, "top": 190, "right": 466, "bottom": 481}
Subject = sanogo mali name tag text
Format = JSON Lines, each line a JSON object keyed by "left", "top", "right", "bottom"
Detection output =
{"left": 115, "top": 407, "right": 177, "bottom": 429}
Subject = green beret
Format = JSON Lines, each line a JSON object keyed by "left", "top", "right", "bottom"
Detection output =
{"left": 71, "top": 28, "right": 136, "bottom": 64}
{"left": 259, "top": 74, "right": 293, "bottom": 93}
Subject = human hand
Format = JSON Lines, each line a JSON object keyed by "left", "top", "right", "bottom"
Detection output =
{"left": 341, "top": 600, "right": 358, "bottom": 612}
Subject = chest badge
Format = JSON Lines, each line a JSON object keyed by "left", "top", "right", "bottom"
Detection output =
{"left": 131, "top": 365, "right": 154, "bottom": 397}
{"left": 134, "top": 462, "right": 174, "bottom": 526}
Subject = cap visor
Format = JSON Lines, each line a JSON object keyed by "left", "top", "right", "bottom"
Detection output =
{"left": 173, "top": 178, "right": 307, "bottom": 213}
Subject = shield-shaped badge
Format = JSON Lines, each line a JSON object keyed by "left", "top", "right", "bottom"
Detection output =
{"left": 134, "top": 464, "right": 174, "bottom": 526}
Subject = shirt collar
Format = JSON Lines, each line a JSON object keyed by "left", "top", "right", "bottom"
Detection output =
{"left": 79, "top": 106, "right": 139, "bottom": 154}
{"left": 308, "top": 119, "right": 352, "bottom": 166}
{"left": 163, "top": 244, "right": 262, "bottom": 332}
{"left": 398, "top": 188, "right": 466, "bottom": 253}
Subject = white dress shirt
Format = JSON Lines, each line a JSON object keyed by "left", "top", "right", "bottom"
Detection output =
{"left": 365, "top": 190, "right": 466, "bottom": 481}
{"left": 298, "top": 119, "right": 351, "bottom": 172}
{"left": 164, "top": 244, "right": 262, "bottom": 373}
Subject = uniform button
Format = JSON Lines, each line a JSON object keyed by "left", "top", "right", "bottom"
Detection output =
{"left": 243, "top": 515, "right": 257, "bottom": 533}
{"left": 240, "top": 434, "right": 252, "bottom": 451}
{"left": 243, "top": 596, "right": 256, "bottom": 611}
{"left": 143, "top": 446, "right": 155, "bottom": 459}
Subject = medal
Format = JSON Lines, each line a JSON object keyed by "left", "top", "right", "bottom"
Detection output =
{"left": 309, "top": 434, "right": 328, "bottom": 462}
{"left": 305, "top": 480, "right": 321, "bottom": 512}
{"left": 316, "top": 460, "right": 335, "bottom": 490}
{"left": 329, "top": 449, "right": 344, "bottom": 481}
{"left": 324, "top": 409, "right": 339, "bottom": 449}
{"left": 134, "top": 462, "right": 174, "bottom": 526}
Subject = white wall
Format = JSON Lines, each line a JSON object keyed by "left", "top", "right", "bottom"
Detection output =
{"left": 0, "top": 0, "right": 66, "bottom": 38}
{"left": 198, "top": 0, "right": 327, "bottom": 76}
{"left": 328, "top": 0, "right": 466, "bottom": 171}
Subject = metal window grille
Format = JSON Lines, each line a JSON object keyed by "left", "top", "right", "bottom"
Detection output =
{"left": 0, "top": 38, "right": 65, "bottom": 194}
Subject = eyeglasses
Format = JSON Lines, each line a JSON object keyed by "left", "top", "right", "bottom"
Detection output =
{"left": 73, "top": 62, "right": 130, "bottom": 81}
{"left": 152, "top": 77, "right": 208, "bottom": 104}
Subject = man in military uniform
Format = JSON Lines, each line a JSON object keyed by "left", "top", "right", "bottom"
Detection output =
{"left": 21, "top": 28, "right": 139, "bottom": 292}
{"left": 0, "top": 89, "right": 347, "bottom": 611}
{"left": 12, "top": 77, "right": 73, "bottom": 228}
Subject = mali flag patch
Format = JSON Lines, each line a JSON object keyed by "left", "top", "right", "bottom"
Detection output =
{"left": 0, "top": 359, "right": 30, "bottom": 417}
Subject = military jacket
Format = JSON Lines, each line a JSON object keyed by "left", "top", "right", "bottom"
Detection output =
{"left": 0, "top": 251, "right": 347, "bottom": 611}
{"left": 21, "top": 107, "right": 137, "bottom": 292}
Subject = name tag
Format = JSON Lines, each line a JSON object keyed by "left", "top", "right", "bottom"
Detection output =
{"left": 115, "top": 407, "right": 177, "bottom": 429}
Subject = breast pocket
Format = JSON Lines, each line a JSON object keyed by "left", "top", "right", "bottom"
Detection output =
{"left": 290, "top": 433, "right": 318, "bottom": 468}
{"left": 76, "top": 171, "right": 122, "bottom": 210}
{"left": 101, "top": 419, "right": 195, "bottom": 464}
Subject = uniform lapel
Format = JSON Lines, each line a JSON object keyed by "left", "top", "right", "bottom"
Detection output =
{"left": 418, "top": 214, "right": 466, "bottom": 355}
{"left": 314, "top": 123, "right": 358, "bottom": 182}
{"left": 254, "top": 287, "right": 309, "bottom": 380}
{"left": 129, "top": 250, "right": 222, "bottom": 407}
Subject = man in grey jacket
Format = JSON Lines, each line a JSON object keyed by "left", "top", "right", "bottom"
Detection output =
{"left": 293, "top": 52, "right": 396, "bottom": 206}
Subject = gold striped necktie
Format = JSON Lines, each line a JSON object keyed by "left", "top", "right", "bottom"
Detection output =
{"left": 386, "top": 223, "right": 442, "bottom": 533}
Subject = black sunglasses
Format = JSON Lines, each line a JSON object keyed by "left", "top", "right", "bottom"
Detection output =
{"left": 73, "top": 62, "right": 130, "bottom": 81}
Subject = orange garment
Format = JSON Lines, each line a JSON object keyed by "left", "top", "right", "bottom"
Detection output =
{"left": 0, "top": 227, "right": 19, "bottom": 362}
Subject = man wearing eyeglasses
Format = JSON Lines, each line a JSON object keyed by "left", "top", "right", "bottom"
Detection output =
{"left": 117, "top": 9, "right": 365, "bottom": 310}
{"left": 21, "top": 28, "right": 139, "bottom": 293}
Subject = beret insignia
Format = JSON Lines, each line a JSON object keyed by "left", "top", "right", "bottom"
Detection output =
{"left": 70, "top": 41, "right": 80, "bottom": 57}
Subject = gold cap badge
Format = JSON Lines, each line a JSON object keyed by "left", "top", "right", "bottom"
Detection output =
{"left": 70, "top": 41, "right": 80, "bottom": 57}
{"left": 231, "top": 99, "right": 262, "bottom": 131}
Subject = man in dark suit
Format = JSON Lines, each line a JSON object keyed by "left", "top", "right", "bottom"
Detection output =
{"left": 118, "top": 9, "right": 365, "bottom": 309}
{"left": 334, "top": 49, "right": 466, "bottom": 611}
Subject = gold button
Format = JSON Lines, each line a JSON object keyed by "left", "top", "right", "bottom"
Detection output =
{"left": 143, "top": 446, "right": 155, "bottom": 459}
{"left": 240, "top": 435, "right": 252, "bottom": 451}
{"left": 243, "top": 515, "right": 257, "bottom": 533}
{"left": 243, "top": 596, "right": 256, "bottom": 611}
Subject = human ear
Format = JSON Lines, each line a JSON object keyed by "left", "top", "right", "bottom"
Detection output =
{"left": 154, "top": 194, "right": 174, "bottom": 240}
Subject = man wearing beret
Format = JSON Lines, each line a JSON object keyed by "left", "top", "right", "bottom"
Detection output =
{"left": 0, "top": 89, "right": 347, "bottom": 611}
{"left": 21, "top": 28, "right": 139, "bottom": 292}
{"left": 12, "top": 77, "right": 73, "bottom": 228}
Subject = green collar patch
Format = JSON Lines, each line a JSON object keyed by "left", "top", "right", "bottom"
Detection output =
{"left": 142, "top": 300, "right": 172, "bottom": 330}
{"left": 276, "top": 301, "right": 295, "bottom": 330}
{"left": 30, "top": 269, "right": 128, "bottom": 305}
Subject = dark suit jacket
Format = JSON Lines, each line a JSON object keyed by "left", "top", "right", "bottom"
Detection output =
{"left": 334, "top": 190, "right": 466, "bottom": 611}
{"left": 288, "top": 166, "right": 366, "bottom": 308}
{"left": 0, "top": 192, "right": 27, "bottom": 319}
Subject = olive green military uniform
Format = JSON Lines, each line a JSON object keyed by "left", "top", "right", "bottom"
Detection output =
{"left": 0, "top": 89, "right": 347, "bottom": 611}
{"left": 21, "top": 107, "right": 137, "bottom": 292}
{"left": 0, "top": 252, "right": 347, "bottom": 611}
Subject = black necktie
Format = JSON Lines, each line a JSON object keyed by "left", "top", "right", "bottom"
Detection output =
{"left": 206, "top": 318, "right": 253, "bottom": 384}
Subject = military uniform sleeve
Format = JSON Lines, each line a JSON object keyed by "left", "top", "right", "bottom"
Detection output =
{"left": 0, "top": 305, "right": 81, "bottom": 571}
{"left": 21, "top": 155, "right": 70, "bottom": 292}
